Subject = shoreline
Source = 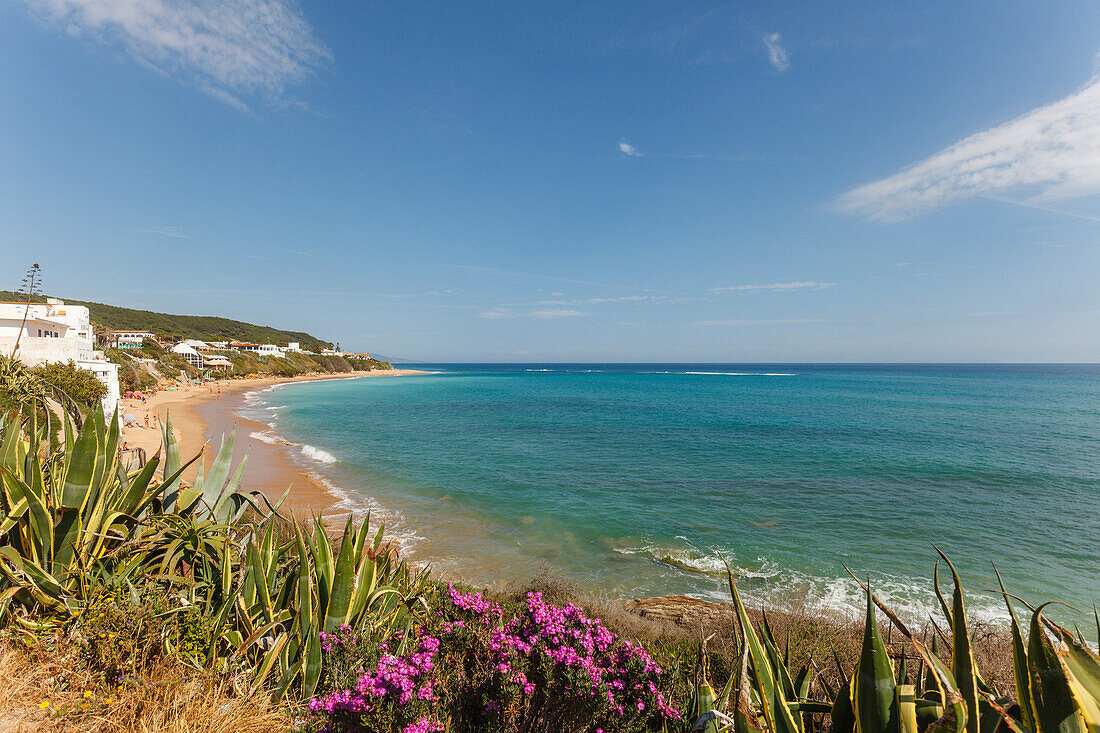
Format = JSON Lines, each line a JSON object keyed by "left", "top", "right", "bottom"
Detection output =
{"left": 118, "top": 369, "right": 429, "bottom": 515}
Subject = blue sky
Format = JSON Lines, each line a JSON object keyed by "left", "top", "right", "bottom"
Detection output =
{"left": 2, "top": 1, "right": 1100, "bottom": 361}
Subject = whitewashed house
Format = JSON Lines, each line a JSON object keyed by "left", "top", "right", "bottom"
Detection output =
{"left": 111, "top": 331, "right": 157, "bottom": 349}
{"left": 0, "top": 298, "right": 120, "bottom": 413}
{"left": 170, "top": 342, "right": 204, "bottom": 369}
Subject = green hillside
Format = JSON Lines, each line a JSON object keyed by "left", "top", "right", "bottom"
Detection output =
{"left": 0, "top": 292, "right": 333, "bottom": 352}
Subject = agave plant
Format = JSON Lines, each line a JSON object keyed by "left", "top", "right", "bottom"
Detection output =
{"left": 215, "top": 513, "right": 431, "bottom": 700}
{"left": 690, "top": 552, "right": 1100, "bottom": 733}
{"left": 0, "top": 405, "right": 281, "bottom": 626}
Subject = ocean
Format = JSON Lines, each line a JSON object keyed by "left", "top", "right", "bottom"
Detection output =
{"left": 240, "top": 364, "right": 1100, "bottom": 626}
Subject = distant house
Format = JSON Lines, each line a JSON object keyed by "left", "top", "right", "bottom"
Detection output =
{"left": 230, "top": 341, "right": 284, "bottom": 357}
{"left": 171, "top": 342, "right": 204, "bottom": 369}
{"left": 111, "top": 331, "right": 157, "bottom": 349}
{"left": 229, "top": 341, "right": 261, "bottom": 352}
{"left": 0, "top": 298, "right": 120, "bottom": 412}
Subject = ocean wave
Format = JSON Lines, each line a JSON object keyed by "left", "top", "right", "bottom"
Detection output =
{"left": 301, "top": 445, "right": 337, "bottom": 463}
{"left": 613, "top": 543, "right": 1008, "bottom": 625}
{"left": 305, "top": 471, "right": 424, "bottom": 549}
{"left": 666, "top": 371, "right": 798, "bottom": 376}
{"left": 249, "top": 430, "right": 292, "bottom": 446}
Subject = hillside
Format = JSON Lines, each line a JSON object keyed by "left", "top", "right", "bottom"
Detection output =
{"left": 0, "top": 292, "right": 333, "bottom": 352}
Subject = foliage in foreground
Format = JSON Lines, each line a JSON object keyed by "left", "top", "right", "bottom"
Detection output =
{"left": 0, "top": 401, "right": 429, "bottom": 705}
{"left": 307, "top": 584, "right": 682, "bottom": 733}
{"left": 679, "top": 553, "right": 1100, "bottom": 733}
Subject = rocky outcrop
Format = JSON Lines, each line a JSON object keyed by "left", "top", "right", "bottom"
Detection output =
{"left": 623, "top": 595, "right": 735, "bottom": 631}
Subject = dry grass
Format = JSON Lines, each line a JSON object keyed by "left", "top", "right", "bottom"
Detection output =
{"left": 0, "top": 640, "right": 294, "bottom": 733}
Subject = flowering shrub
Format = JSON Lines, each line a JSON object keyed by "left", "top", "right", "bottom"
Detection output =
{"left": 306, "top": 586, "right": 680, "bottom": 732}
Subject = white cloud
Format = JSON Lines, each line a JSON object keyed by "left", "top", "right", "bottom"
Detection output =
{"left": 530, "top": 309, "right": 587, "bottom": 319}
{"left": 709, "top": 281, "right": 834, "bottom": 294}
{"left": 695, "top": 318, "right": 825, "bottom": 326}
{"left": 22, "top": 0, "right": 330, "bottom": 108}
{"left": 763, "top": 33, "right": 791, "bottom": 72}
{"left": 619, "top": 141, "right": 644, "bottom": 157}
{"left": 140, "top": 226, "right": 188, "bottom": 238}
{"left": 839, "top": 74, "right": 1100, "bottom": 221}
{"left": 479, "top": 308, "right": 588, "bottom": 320}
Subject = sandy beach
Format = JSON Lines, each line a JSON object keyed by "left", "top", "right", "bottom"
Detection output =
{"left": 118, "top": 369, "right": 427, "bottom": 514}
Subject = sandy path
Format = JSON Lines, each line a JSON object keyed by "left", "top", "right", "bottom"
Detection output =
{"left": 118, "top": 370, "right": 427, "bottom": 514}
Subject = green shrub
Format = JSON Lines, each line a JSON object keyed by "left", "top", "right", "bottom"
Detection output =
{"left": 32, "top": 361, "right": 107, "bottom": 409}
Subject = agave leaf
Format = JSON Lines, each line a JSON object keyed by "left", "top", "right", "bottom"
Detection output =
{"left": 899, "top": 685, "right": 919, "bottom": 733}
{"left": 995, "top": 567, "right": 1036, "bottom": 732}
{"left": 251, "top": 633, "right": 289, "bottom": 689}
{"left": 852, "top": 583, "right": 898, "bottom": 733}
{"left": 733, "top": 638, "right": 765, "bottom": 733}
{"left": 934, "top": 548, "right": 980, "bottom": 733}
{"left": 1027, "top": 604, "right": 1087, "bottom": 733}
{"left": 311, "top": 515, "right": 334, "bottom": 612}
{"left": 60, "top": 406, "right": 101, "bottom": 510}
{"left": 1045, "top": 621, "right": 1100, "bottom": 729}
{"left": 0, "top": 418, "right": 23, "bottom": 474}
{"left": 722, "top": 557, "right": 802, "bottom": 733}
{"left": 912, "top": 639, "right": 968, "bottom": 733}
{"left": 159, "top": 414, "right": 182, "bottom": 508}
{"left": 323, "top": 517, "right": 357, "bottom": 632}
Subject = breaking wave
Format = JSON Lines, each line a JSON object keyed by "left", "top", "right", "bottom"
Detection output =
{"left": 301, "top": 445, "right": 337, "bottom": 464}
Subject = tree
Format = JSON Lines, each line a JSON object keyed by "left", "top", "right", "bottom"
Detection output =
{"left": 33, "top": 361, "right": 108, "bottom": 410}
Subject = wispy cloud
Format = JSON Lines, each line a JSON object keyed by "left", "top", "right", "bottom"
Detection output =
{"left": 379, "top": 290, "right": 458, "bottom": 299}
{"left": 695, "top": 318, "right": 825, "bottom": 326}
{"left": 419, "top": 261, "right": 642, "bottom": 291}
{"left": 479, "top": 308, "right": 588, "bottom": 320}
{"left": 839, "top": 73, "right": 1100, "bottom": 221}
{"left": 21, "top": 0, "right": 330, "bottom": 109}
{"left": 709, "top": 281, "right": 834, "bottom": 294}
{"left": 531, "top": 295, "right": 665, "bottom": 306}
{"left": 619, "top": 141, "right": 644, "bottom": 157}
{"left": 139, "top": 226, "right": 189, "bottom": 239}
{"left": 285, "top": 248, "right": 312, "bottom": 257}
{"left": 763, "top": 33, "right": 791, "bottom": 72}
{"left": 530, "top": 309, "right": 587, "bottom": 319}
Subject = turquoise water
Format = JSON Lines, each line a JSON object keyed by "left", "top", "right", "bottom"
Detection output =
{"left": 243, "top": 364, "right": 1100, "bottom": 626}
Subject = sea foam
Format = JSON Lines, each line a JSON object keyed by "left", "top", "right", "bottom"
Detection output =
{"left": 301, "top": 444, "right": 337, "bottom": 463}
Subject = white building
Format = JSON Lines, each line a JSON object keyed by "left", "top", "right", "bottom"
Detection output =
{"left": 112, "top": 331, "right": 156, "bottom": 349}
{"left": 286, "top": 342, "right": 302, "bottom": 352}
{"left": 171, "top": 343, "right": 233, "bottom": 371}
{"left": 230, "top": 341, "right": 285, "bottom": 357}
{"left": 0, "top": 298, "right": 120, "bottom": 414}
{"left": 170, "top": 342, "right": 204, "bottom": 369}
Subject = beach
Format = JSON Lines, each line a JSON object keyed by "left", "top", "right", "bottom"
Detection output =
{"left": 118, "top": 369, "right": 427, "bottom": 514}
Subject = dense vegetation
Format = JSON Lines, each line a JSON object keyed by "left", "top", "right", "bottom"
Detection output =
{"left": 0, "top": 370, "right": 1096, "bottom": 733}
{"left": 31, "top": 361, "right": 108, "bottom": 410}
{"left": 0, "top": 291, "right": 334, "bottom": 352}
{"left": 104, "top": 345, "right": 390, "bottom": 392}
